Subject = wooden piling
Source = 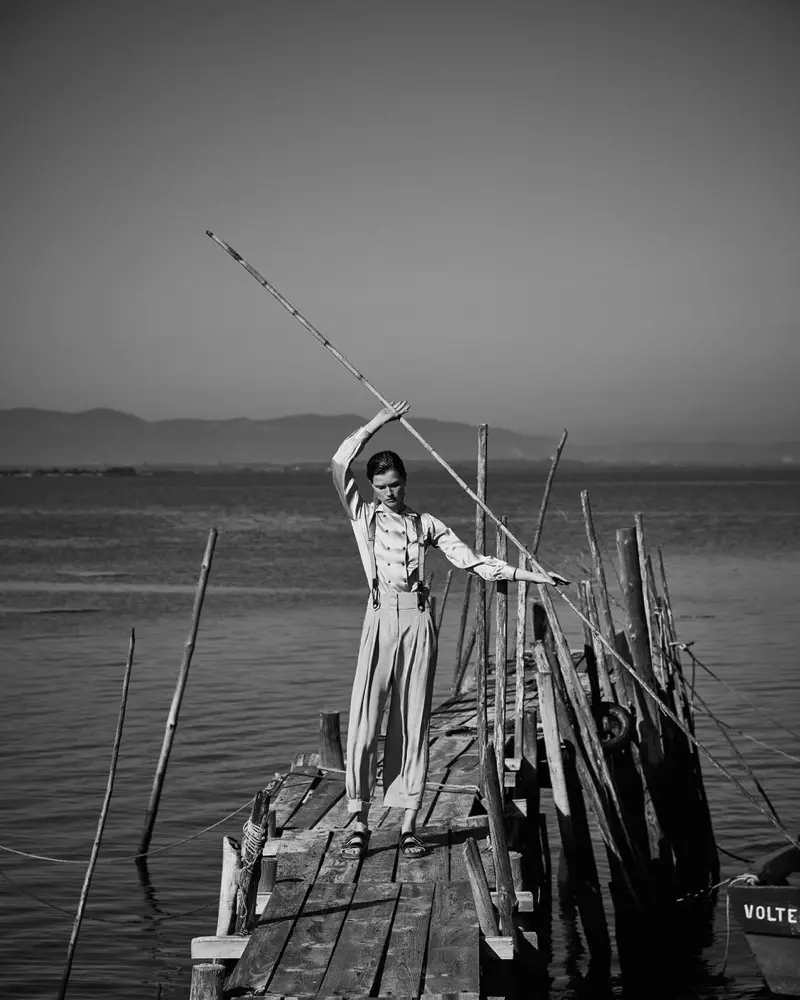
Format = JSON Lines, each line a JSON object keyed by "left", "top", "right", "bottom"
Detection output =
{"left": 483, "top": 743, "right": 518, "bottom": 940}
{"left": 319, "top": 711, "right": 345, "bottom": 770}
{"left": 452, "top": 574, "right": 473, "bottom": 694}
{"left": 437, "top": 569, "right": 454, "bottom": 633}
{"left": 514, "top": 550, "right": 528, "bottom": 758}
{"left": 533, "top": 642, "right": 610, "bottom": 965}
{"left": 494, "top": 517, "right": 509, "bottom": 785}
{"left": 216, "top": 836, "right": 241, "bottom": 937}
{"left": 583, "top": 579, "right": 615, "bottom": 703}
{"left": 531, "top": 428, "right": 568, "bottom": 554}
{"left": 189, "top": 963, "right": 225, "bottom": 1000}
{"left": 236, "top": 788, "right": 272, "bottom": 934}
{"left": 140, "top": 528, "right": 218, "bottom": 856}
{"left": 476, "top": 424, "right": 489, "bottom": 774}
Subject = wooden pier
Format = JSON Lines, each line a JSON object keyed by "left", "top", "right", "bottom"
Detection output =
{"left": 191, "top": 676, "right": 543, "bottom": 1000}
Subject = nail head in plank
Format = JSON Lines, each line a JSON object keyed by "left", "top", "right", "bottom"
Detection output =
{"left": 266, "top": 882, "right": 357, "bottom": 996}
{"left": 318, "top": 881, "right": 401, "bottom": 995}
{"left": 377, "top": 883, "right": 435, "bottom": 997}
{"left": 423, "top": 882, "right": 480, "bottom": 996}
{"left": 224, "top": 882, "right": 310, "bottom": 993}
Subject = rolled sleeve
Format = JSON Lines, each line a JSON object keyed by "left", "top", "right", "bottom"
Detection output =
{"left": 428, "top": 515, "right": 516, "bottom": 581}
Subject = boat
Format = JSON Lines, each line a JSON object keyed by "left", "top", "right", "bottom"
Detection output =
{"left": 729, "top": 838, "right": 800, "bottom": 995}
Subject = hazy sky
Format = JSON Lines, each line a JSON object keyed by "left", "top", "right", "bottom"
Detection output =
{"left": 1, "top": 0, "right": 798, "bottom": 441}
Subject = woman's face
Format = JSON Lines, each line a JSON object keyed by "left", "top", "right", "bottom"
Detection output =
{"left": 371, "top": 468, "right": 407, "bottom": 512}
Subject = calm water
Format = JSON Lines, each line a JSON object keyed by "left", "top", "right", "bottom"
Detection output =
{"left": 1, "top": 468, "right": 798, "bottom": 999}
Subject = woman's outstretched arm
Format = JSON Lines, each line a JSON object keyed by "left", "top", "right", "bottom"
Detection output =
{"left": 331, "top": 401, "right": 410, "bottom": 519}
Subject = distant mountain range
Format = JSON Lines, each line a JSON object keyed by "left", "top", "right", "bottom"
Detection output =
{"left": 0, "top": 408, "right": 797, "bottom": 468}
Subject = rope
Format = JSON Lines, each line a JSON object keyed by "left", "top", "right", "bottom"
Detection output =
{"left": 0, "top": 797, "right": 255, "bottom": 866}
{"left": 690, "top": 698, "right": 800, "bottom": 765}
{"left": 550, "top": 584, "right": 800, "bottom": 854}
{"left": 0, "top": 865, "right": 215, "bottom": 924}
{"left": 720, "top": 874, "right": 759, "bottom": 975}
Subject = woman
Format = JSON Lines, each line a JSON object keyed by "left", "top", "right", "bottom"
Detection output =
{"left": 331, "top": 400, "right": 568, "bottom": 859}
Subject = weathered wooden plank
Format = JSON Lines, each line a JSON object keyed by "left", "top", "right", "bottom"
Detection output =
{"left": 276, "top": 830, "right": 330, "bottom": 885}
{"left": 224, "top": 882, "right": 309, "bottom": 994}
{"left": 397, "top": 827, "right": 449, "bottom": 884}
{"left": 357, "top": 828, "right": 399, "bottom": 882}
{"left": 311, "top": 790, "right": 354, "bottom": 831}
{"left": 318, "top": 881, "right": 401, "bottom": 995}
{"left": 266, "top": 882, "right": 357, "bottom": 996}
{"left": 378, "top": 883, "right": 435, "bottom": 997}
{"left": 376, "top": 806, "right": 406, "bottom": 830}
{"left": 423, "top": 882, "right": 480, "bottom": 997}
{"left": 315, "top": 829, "right": 364, "bottom": 883}
{"left": 426, "top": 754, "right": 480, "bottom": 826}
{"left": 416, "top": 768, "right": 451, "bottom": 826}
{"left": 285, "top": 772, "right": 345, "bottom": 830}
{"left": 272, "top": 766, "right": 320, "bottom": 829}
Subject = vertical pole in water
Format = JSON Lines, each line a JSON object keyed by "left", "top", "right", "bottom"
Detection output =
{"left": 452, "top": 574, "right": 473, "bottom": 694}
{"left": 475, "top": 424, "right": 489, "bottom": 777}
{"left": 58, "top": 629, "right": 135, "bottom": 1000}
{"left": 139, "top": 528, "right": 218, "bottom": 856}
{"left": 494, "top": 517, "right": 508, "bottom": 787}
{"left": 513, "top": 550, "right": 528, "bottom": 758}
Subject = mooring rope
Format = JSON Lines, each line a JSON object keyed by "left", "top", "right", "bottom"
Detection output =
{"left": 675, "top": 642, "right": 800, "bottom": 744}
{"left": 689, "top": 694, "right": 800, "bottom": 765}
{"left": 0, "top": 864, "right": 216, "bottom": 924}
{"left": 0, "top": 796, "right": 255, "bottom": 866}
{"left": 719, "top": 874, "right": 760, "bottom": 975}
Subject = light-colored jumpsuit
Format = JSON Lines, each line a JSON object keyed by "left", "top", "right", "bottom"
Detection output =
{"left": 332, "top": 425, "right": 518, "bottom": 814}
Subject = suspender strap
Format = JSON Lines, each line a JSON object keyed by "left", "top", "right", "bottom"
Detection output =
{"left": 414, "top": 514, "right": 427, "bottom": 612}
{"left": 367, "top": 509, "right": 380, "bottom": 609}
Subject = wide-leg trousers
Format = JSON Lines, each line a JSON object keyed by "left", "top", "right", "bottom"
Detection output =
{"left": 346, "top": 591, "right": 438, "bottom": 813}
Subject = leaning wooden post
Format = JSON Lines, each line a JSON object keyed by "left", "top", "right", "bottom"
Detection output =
{"left": 514, "top": 550, "right": 528, "bottom": 759}
{"left": 216, "top": 836, "right": 242, "bottom": 937}
{"left": 318, "top": 711, "right": 344, "bottom": 770}
{"left": 475, "top": 424, "right": 489, "bottom": 778}
{"left": 494, "top": 517, "right": 509, "bottom": 786}
{"left": 235, "top": 788, "right": 272, "bottom": 934}
{"left": 483, "top": 742, "right": 518, "bottom": 940}
{"left": 57, "top": 629, "right": 135, "bottom": 1000}
{"left": 583, "top": 580, "right": 615, "bottom": 703}
{"left": 531, "top": 428, "right": 568, "bottom": 554}
{"left": 534, "top": 641, "right": 611, "bottom": 964}
{"left": 635, "top": 514, "right": 666, "bottom": 688}
{"left": 463, "top": 838, "right": 501, "bottom": 938}
{"left": 189, "top": 963, "right": 225, "bottom": 1000}
{"left": 140, "top": 529, "right": 218, "bottom": 856}
{"left": 436, "top": 568, "right": 454, "bottom": 633}
{"left": 452, "top": 574, "right": 473, "bottom": 693}
{"left": 581, "top": 492, "right": 632, "bottom": 708}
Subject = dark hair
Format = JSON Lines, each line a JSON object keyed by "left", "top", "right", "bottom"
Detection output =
{"left": 366, "top": 450, "right": 407, "bottom": 482}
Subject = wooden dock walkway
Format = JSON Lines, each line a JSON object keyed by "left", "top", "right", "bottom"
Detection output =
{"left": 191, "top": 682, "right": 539, "bottom": 999}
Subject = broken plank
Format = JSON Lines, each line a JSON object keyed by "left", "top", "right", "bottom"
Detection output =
{"left": 318, "top": 881, "right": 401, "bottom": 995}
{"left": 423, "top": 882, "right": 480, "bottom": 997}
{"left": 266, "top": 882, "right": 356, "bottom": 996}
{"left": 449, "top": 827, "right": 495, "bottom": 889}
{"left": 377, "top": 883, "right": 435, "bottom": 997}
{"left": 358, "top": 828, "right": 399, "bottom": 882}
{"left": 224, "top": 882, "right": 309, "bottom": 994}
{"left": 285, "top": 772, "right": 345, "bottom": 830}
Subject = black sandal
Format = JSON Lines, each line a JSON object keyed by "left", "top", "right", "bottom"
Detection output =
{"left": 400, "top": 831, "right": 427, "bottom": 860}
{"left": 341, "top": 829, "right": 370, "bottom": 858}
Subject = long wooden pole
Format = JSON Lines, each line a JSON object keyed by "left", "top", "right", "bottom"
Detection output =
{"left": 475, "top": 425, "right": 489, "bottom": 769}
{"left": 494, "top": 517, "right": 508, "bottom": 786}
{"left": 206, "top": 233, "right": 555, "bottom": 581}
{"left": 531, "top": 429, "right": 568, "bottom": 555}
{"left": 58, "top": 629, "right": 135, "bottom": 1000}
{"left": 452, "top": 574, "right": 473, "bottom": 694}
{"left": 139, "top": 528, "right": 217, "bottom": 855}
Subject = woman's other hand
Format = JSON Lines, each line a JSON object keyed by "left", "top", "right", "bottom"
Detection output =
{"left": 370, "top": 400, "right": 410, "bottom": 430}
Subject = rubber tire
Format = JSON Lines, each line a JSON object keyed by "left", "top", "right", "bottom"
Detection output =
{"left": 598, "top": 702, "right": 634, "bottom": 752}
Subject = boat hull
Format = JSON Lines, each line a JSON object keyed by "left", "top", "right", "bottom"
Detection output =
{"left": 730, "top": 884, "right": 800, "bottom": 996}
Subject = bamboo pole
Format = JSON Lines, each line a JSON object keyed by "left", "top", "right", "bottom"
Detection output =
{"left": 140, "top": 529, "right": 217, "bottom": 856}
{"left": 436, "top": 569, "right": 454, "bottom": 633}
{"left": 207, "top": 233, "right": 556, "bottom": 581}
{"left": 463, "top": 838, "right": 501, "bottom": 937}
{"left": 514, "top": 551, "right": 528, "bottom": 758}
{"left": 475, "top": 425, "right": 489, "bottom": 773}
{"left": 452, "top": 574, "right": 473, "bottom": 693}
{"left": 531, "top": 429, "right": 568, "bottom": 555}
{"left": 483, "top": 742, "right": 518, "bottom": 940}
{"left": 494, "top": 517, "right": 508, "bottom": 786}
{"left": 57, "top": 629, "right": 135, "bottom": 1000}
